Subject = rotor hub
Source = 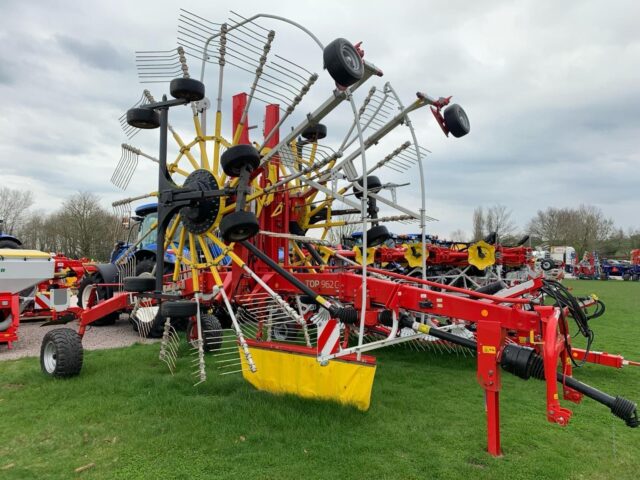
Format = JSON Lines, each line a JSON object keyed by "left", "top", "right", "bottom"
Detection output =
{"left": 180, "top": 169, "right": 221, "bottom": 234}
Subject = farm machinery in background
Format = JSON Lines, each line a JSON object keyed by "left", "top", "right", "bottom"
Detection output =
{"left": 36, "top": 10, "right": 637, "bottom": 457}
{"left": 0, "top": 219, "right": 22, "bottom": 249}
{"left": 0, "top": 251, "right": 90, "bottom": 347}
{"left": 601, "top": 259, "right": 640, "bottom": 281}
{"left": 571, "top": 251, "right": 640, "bottom": 281}
{"left": 339, "top": 231, "right": 536, "bottom": 289}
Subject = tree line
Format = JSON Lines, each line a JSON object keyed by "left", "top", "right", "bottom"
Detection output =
{"left": 0, "top": 187, "right": 118, "bottom": 261}
{"left": 3, "top": 186, "right": 638, "bottom": 261}
{"left": 467, "top": 203, "right": 640, "bottom": 258}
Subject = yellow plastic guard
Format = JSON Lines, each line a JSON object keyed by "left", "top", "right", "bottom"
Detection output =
{"left": 240, "top": 346, "right": 377, "bottom": 411}
{"left": 403, "top": 243, "right": 423, "bottom": 268}
{"left": 353, "top": 246, "right": 376, "bottom": 266}
{"left": 467, "top": 240, "right": 496, "bottom": 270}
{"left": 0, "top": 249, "right": 51, "bottom": 259}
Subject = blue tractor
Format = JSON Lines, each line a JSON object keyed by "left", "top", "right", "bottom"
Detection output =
{"left": 0, "top": 220, "right": 22, "bottom": 249}
{"left": 77, "top": 203, "right": 227, "bottom": 332}
{"left": 109, "top": 203, "right": 183, "bottom": 276}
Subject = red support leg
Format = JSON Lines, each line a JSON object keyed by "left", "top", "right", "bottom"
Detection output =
{"left": 485, "top": 390, "right": 501, "bottom": 456}
{"left": 476, "top": 319, "right": 504, "bottom": 457}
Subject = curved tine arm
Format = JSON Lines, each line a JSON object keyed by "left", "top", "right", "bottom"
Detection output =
{"left": 200, "top": 13, "right": 325, "bottom": 82}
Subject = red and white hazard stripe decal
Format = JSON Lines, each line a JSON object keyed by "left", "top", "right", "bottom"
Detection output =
{"left": 317, "top": 318, "right": 340, "bottom": 357}
{"left": 34, "top": 292, "right": 51, "bottom": 310}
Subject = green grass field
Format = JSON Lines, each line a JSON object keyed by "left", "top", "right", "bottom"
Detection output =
{"left": 1, "top": 280, "right": 639, "bottom": 479}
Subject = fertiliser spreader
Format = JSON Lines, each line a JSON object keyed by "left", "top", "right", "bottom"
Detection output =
{"left": 39, "top": 11, "right": 637, "bottom": 456}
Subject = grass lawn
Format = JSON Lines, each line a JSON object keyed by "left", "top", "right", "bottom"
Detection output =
{"left": 1, "top": 280, "right": 639, "bottom": 479}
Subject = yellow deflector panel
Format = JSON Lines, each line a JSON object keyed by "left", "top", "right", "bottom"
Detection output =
{"left": 240, "top": 346, "right": 376, "bottom": 411}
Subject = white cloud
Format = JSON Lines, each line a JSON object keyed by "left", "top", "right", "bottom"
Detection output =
{"left": 0, "top": 0, "right": 638, "bottom": 240}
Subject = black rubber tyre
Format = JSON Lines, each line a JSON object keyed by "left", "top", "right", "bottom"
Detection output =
{"left": 161, "top": 300, "right": 198, "bottom": 318}
{"left": 323, "top": 38, "right": 364, "bottom": 87}
{"left": 633, "top": 275, "right": 639, "bottom": 282}
{"left": 77, "top": 273, "right": 117, "bottom": 326}
{"left": 0, "top": 239, "right": 19, "bottom": 249}
{"left": 126, "top": 107, "right": 160, "bottom": 129}
{"left": 443, "top": 104, "right": 470, "bottom": 138}
{"left": 623, "top": 273, "right": 631, "bottom": 281}
{"left": 475, "top": 281, "right": 507, "bottom": 295}
{"left": 540, "top": 259, "right": 554, "bottom": 271}
{"left": 170, "top": 77, "right": 205, "bottom": 102}
{"left": 301, "top": 123, "right": 327, "bottom": 141}
{"left": 135, "top": 257, "right": 174, "bottom": 276}
{"left": 354, "top": 176, "right": 383, "bottom": 199}
{"left": 220, "top": 210, "right": 259, "bottom": 243}
{"left": 123, "top": 276, "right": 156, "bottom": 293}
{"left": 186, "top": 314, "right": 223, "bottom": 352}
{"left": 40, "top": 328, "right": 83, "bottom": 377}
{"left": 366, "top": 225, "right": 391, "bottom": 247}
{"left": 135, "top": 258, "right": 155, "bottom": 276}
{"left": 221, "top": 145, "right": 260, "bottom": 177}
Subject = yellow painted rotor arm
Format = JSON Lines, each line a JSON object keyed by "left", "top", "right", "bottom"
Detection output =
{"left": 193, "top": 113, "right": 210, "bottom": 171}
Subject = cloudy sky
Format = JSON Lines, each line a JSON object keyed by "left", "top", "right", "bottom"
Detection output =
{"left": 0, "top": 0, "right": 638, "bottom": 238}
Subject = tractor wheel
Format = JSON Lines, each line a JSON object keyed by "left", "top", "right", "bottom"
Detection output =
{"left": 366, "top": 225, "right": 391, "bottom": 247}
{"left": 632, "top": 275, "right": 639, "bottom": 282}
{"left": 40, "top": 328, "right": 83, "bottom": 377}
{"left": 219, "top": 210, "right": 259, "bottom": 243}
{"left": 354, "top": 176, "right": 383, "bottom": 199}
{"left": 170, "top": 77, "right": 205, "bottom": 102}
{"left": 126, "top": 107, "right": 160, "bottom": 129}
{"left": 221, "top": 144, "right": 260, "bottom": 177}
{"left": 186, "top": 314, "right": 223, "bottom": 352}
{"left": 77, "top": 273, "right": 118, "bottom": 326}
{"left": 623, "top": 273, "right": 631, "bottom": 281}
{"left": 135, "top": 257, "right": 175, "bottom": 277}
{"left": 301, "top": 123, "right": 327, "bottom": 141}
{"left": 540, "top": 259, "right": 554, "bottom": 272}
{"left": 135, "top": 258, "right": 156, "bottom": 276}
{"left": 323, "top": 38, "right": 364, "bottom": 87}
{"left": 0, "top": 239, "right": 19, "bottom": 249}
{"left": 161, "top": 300, "right": 198, "bottom": 318}
{"left": 443, "top": 104, "right": 470, "bottom": 138}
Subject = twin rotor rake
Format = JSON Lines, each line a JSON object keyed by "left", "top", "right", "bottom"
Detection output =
{"left": 101, "top": 9, "right": 637, "bottom": 457}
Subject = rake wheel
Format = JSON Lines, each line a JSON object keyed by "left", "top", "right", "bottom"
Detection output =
{"left": 115, "top": 9, "right": 470, "bottom": 374}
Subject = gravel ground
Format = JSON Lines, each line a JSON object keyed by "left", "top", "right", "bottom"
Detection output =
{"left": 0, "top": 319, "right": 158, "bottom": 362}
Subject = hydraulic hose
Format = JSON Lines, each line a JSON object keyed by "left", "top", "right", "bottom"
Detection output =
{"left": 241, "top": 240, "right": 357, "bottom": 323}
{"left": 400, "top": 315, "right": 639, "bottom": 428}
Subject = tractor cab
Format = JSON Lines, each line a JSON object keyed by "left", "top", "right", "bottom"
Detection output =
{"left": 133, "top": 203, "right": 161, "bottom": 252}
{"left": 109, "top": 203, "right": 182, "bottom": 268}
